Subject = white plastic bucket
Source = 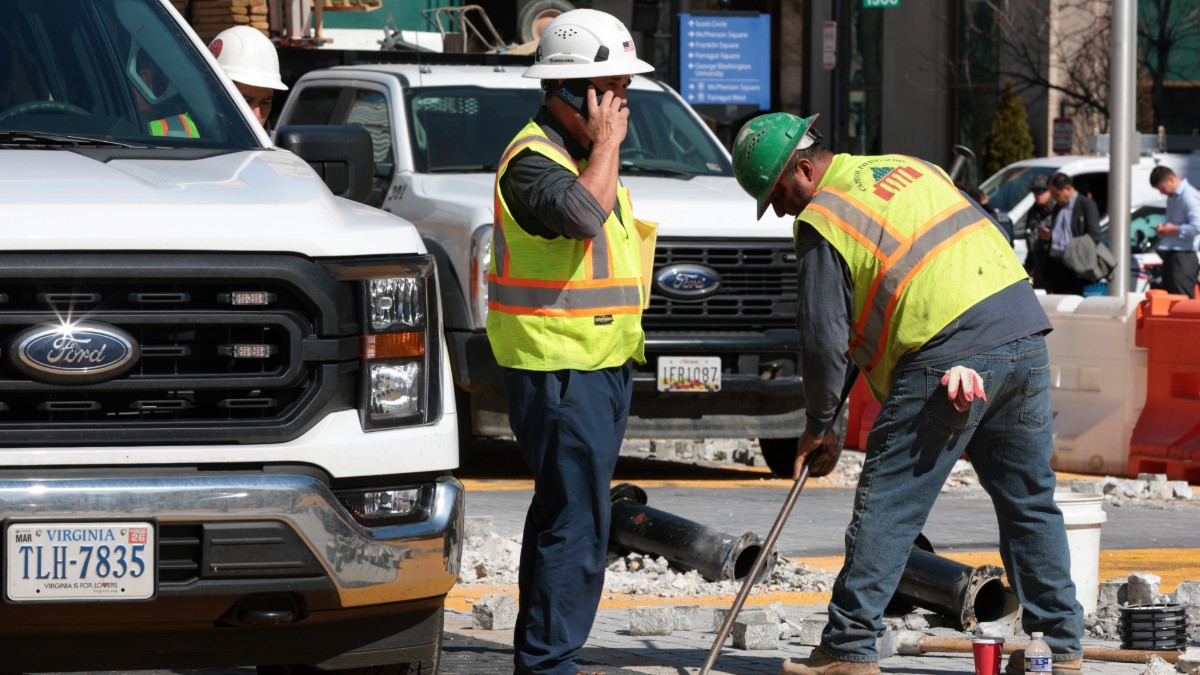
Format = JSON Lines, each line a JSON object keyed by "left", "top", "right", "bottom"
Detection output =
{"left": 1054, "top": 492, "right": 1107, "bottom": 616}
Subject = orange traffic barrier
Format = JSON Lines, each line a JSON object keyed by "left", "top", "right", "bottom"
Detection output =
{"left": 844, "top": 377, "right": 879, "bottom": 450}
{"left": 1128, "top": 290, "right": 1200, "bottom": 482}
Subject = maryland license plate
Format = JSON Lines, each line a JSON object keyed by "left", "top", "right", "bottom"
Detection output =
{"left": 656, "top": 356, "right": 721, "bottom": 392}
{"left": 5, "top": 521, "right": 155, "bottom": 602}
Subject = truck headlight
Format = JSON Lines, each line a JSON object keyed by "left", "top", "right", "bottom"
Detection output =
{"left": 322, "top": 255, "right": 443, "bottom": 431}
{"left": 470, "top": 225, "right": 492, "bottom": 329}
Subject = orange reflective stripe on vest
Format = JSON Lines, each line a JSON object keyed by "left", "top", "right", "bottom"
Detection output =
{"left": 846, "top": 199, "right": 992, "bottom": 369}
{"left": 148, "top": 113, "right": 199, "bottom": 138}
{"left": 488, "top": 131, "right": 640, "bottom": 316}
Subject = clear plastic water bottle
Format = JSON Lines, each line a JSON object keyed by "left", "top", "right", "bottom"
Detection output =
{"left": 1025, "top": 632, "right": 1052, "bottom": 674}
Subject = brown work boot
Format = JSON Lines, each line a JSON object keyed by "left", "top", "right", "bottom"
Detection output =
{"left": 779, "top": 648, "right": 881, "bottom": 675}
{"left": 1004, "top": 649, "right": 1083, "bottom": 675}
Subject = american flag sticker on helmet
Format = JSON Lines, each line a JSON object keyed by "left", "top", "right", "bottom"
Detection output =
{"left": 622, "top": 40, "right": 634, "bottom": 52}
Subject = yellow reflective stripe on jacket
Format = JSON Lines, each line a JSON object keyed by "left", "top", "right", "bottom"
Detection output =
{"left": 486, "top": 121, "right": 645, "bottom": 371}
{"left": 800, "top": 153, "right": 1028, "bottom": 399}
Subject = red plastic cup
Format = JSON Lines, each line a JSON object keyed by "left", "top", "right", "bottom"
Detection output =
{"left": 972, "top": 637, "right": 1005, "bottom": 675}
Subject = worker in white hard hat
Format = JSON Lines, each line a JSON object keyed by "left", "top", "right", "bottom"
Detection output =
{"left": 207, "top": 26, "right": 287, "bottom": 127}
{"left": 487, "top": 8, "right": 653, "bottom": 675}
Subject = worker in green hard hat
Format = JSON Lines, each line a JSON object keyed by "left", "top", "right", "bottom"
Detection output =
{"left": 732, "top": 112, "right": 1083, "bottom": 675}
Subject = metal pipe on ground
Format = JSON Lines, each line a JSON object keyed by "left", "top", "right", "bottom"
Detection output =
{"left": 892, "top": 546, "right": 1022, "bottom": 632}
{"left": 895, "top": 632, "right": 1181, "bottom": 665}
{"left": 609, "top": 483, "right": 771, "bottom": 583}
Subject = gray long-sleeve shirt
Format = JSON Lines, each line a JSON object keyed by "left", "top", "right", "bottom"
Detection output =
{"left": 497, "top": 109, "right": 610, "bottom": 240}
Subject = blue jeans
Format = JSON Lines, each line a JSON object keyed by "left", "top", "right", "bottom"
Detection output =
{"left": 821, "top": 334, "right": 1083, "bottom": 662}
{"left": 504, "top": 365, "right": 632, "bottom": 675}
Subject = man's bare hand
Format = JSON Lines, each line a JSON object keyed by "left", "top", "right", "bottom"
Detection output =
{"left": 1157, "top": 222, "right": 1181, "bottom": 237}
{"left": 941, "top": 365, "right": 986, "bottom": 412}
{"left": 793, "top": 429, "right": 841, "bottom": 480}
{"left": 585, "top": 86, "right": 629, "bottom": 148}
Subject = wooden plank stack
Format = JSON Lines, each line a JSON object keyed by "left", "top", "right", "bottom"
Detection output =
{"left": 188, "top": 0, "right": 270, "bottom": 43}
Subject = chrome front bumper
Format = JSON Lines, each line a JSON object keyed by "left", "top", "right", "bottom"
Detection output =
{"left": 0, "top": 473, "right": 464, "bottom": 607}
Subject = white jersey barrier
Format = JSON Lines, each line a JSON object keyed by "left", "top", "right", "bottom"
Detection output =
{"left": 1039, "top": 293, "right": 1147, "bottom": 475}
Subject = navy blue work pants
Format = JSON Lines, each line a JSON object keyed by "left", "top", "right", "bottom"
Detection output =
{"left": 504, "top": 364, "right": 633, "bottom": 675}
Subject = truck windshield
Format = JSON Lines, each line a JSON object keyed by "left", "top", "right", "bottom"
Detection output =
{"left": 406, "top": 86, "right": 733, "bottom": 177}
{"left": 980, "top": 165, "right": 1055, "bottom": 213}
{"left": 0, "top": 0, "right": 259, "bottom": 149}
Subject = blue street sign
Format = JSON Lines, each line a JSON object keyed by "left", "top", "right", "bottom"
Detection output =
{"left": 679, "top": 13, "right": 771, "bottom": 110}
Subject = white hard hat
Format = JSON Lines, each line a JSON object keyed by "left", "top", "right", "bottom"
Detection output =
{"left": 522, "top": 9, "right": 654, "bottom": 80}
{"left": 208, "top": 26, "right": 287, "bottom": 91}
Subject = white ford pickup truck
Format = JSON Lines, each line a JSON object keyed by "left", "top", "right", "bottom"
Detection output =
{"left": 277, "top": 59, "right": 812, "bottom": 475}
{"left": 0, "top": 1, "right": 460, "bottom": 672}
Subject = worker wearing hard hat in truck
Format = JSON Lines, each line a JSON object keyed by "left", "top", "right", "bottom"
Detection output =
{"left": 208, "top": 26, "right": 287, "bottom": 128}
{"left": 487, "top": 8, "right": 652, "bottom": 675}
{"left": 732, "top": 113, "right": 1083, "bottom": 675}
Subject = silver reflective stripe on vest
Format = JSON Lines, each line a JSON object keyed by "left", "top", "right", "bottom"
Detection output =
{"left": 811, "top": 190, "right": 903, "bottom": 257}
{"left": 590, "top": 227, "right": 611, "bottom": 280}
{"left": 851, "top": 202, "right": 988, "bottom": 367}
{"left": 493, "top": 220, "right": 509, "bottom": 275}
{"left": 488, "top": 280, "right": 641, "bottom": 311}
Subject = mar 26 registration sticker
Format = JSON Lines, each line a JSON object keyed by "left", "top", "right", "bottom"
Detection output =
{"left": 5, "top": 522, "right": 156, "bottom": 602}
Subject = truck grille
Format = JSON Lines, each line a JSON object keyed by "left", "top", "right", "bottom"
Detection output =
{"left": 0, "top": 253, "right": 357, "bottom": 445}
{"left": 642, "top": 239, "right": 798, "bottom": 331}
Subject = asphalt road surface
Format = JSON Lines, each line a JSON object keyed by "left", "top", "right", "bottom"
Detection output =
{"left": 458, "top": 441, "right": 1200, "bottom": 556}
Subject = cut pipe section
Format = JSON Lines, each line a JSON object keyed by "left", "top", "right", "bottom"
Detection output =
{"left": 892, "top": 546, "right": 1022, "bottom": 631}
{"left": 608, "top": 483, "right": 772, "bottom": 583}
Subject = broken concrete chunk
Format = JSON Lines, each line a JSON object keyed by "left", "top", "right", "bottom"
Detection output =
{"left": 471, "top": 593, "right": 517, "bottom": 631}
{"left": 1127, "top": 572, "right": 1162, "bottom": 606}
{"left": 1139, "top": 654, "right": 1178, "bottom": 675}
{"left": 1098, "top": 580, "right": 1127, "bottom": 608}
{"left": 672, "top": 604, "right": 699, "bottom": 631}
{"left": 1070, "top": 479, "right": 1105, "bottom": 495}
{"left": 731, "top": 615, "right": 779, "bottom": 650}
{"left": 629, "top": 606, "right": 673, "bottom": 636}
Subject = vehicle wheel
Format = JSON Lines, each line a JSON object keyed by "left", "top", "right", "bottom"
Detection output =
{"left": 758, "top": 437, "right": 798, "bottom": 478}
{"left": 517, "top": 0, "right": 576, "bottom": 43}
{"left": 758, "top": 404, "right": 850, "bottom": 478}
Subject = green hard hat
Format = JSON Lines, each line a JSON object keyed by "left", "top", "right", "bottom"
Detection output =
{"left": 732, "top": 112, "right": 820, "bottom": 219}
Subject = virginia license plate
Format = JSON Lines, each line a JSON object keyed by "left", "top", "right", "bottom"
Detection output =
{"left": 5, "top": 521, "right": 155, "bottom": 602}
{"left": 656, "top": 356, "right": 721, "bottom": 392}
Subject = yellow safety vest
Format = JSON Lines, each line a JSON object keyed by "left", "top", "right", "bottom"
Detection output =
{"left": 148, "top": 113, "right": 199, "bottom": 138}
{"left": 800, "top": 153, "right": 1028, "bottom": 400}
{"left": 487, "top": 121, "right": 646, "bottom": 371}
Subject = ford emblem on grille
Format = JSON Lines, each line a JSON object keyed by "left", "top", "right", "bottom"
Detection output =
{"left": 11, "top": 322, "right": 139, "bottom": 384}
{"left": 653, "top": 264, "right": 721, "bottom": 300}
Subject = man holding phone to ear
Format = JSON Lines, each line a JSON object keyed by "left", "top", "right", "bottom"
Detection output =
{"left": 487, "top": 9, "right": 653, "bottom": 675}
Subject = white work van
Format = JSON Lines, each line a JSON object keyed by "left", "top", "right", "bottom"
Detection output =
{"left": 277, "top": 60, "right": 811, "bottom": 476}
{"left": 981, "top": 154, "right": 1200, "bottom": 262}
{"left": 0, "top": 1, "right": 460, "bottom": 672}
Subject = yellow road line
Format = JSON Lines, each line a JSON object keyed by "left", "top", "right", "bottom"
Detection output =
{"left": 458, "top": 475, "right": 847, "bottom": 492}
{"left": 449, "top": 548, "right": 1200, "bottom": 612}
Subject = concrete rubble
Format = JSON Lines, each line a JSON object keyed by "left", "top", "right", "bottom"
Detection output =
{"left": 1070, "top": 474, "right": 1198, "bottom": 507}
{"left": 471, "top": 593, "right": 517, "bottom": 631}
{"left": 459, "top": 529, "right": 837, "bottom": 598}
{"left": 1138, "top": 654, "right": 1178, "bottom": 675}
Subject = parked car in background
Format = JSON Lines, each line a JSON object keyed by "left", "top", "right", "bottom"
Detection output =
{"left": 981, "top": 154, "right": 1200, "bottom": 263}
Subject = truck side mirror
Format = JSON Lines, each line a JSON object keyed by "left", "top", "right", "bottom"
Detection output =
{"left": 275, "top": 125, "right": 373, "bottom": 204}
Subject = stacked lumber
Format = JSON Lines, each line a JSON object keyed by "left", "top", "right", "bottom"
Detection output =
{"left": 189, "top": 0, "right": 269, "bottom": 43}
